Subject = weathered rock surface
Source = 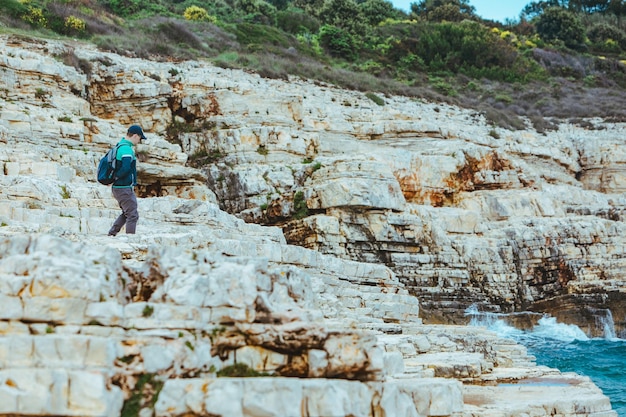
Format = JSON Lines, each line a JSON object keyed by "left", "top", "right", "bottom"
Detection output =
{"left": 0, "top": 33, "right": 619, "bottom": 416}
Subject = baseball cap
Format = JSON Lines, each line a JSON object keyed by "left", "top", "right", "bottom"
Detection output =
{"left": 128, "top": 125, "right": 147, "bottom": 141}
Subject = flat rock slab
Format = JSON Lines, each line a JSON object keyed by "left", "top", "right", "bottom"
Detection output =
{"left": 462, "top": 374, "right": 616, "bottom": 417}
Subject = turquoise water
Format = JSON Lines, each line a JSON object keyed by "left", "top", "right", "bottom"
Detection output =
{"left": 467, "top": 310, "right": 626, "bottom": 416}
{"left": 527, "top": 337, "right": 626, "bottom": 416}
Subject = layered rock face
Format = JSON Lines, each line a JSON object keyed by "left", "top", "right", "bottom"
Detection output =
{"left": 0, "top": 34, "right": 619, "bottom": 416}
{"left": 149, "top": 51, "right": 625, "bottom": 335}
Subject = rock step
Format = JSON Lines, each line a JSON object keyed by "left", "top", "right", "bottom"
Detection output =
{"left": 460, "top": 375, "right": 616, "bottom": 417}
{"left": 403, "top": 352, "right": 490, "bottom": 379}
{"left": 0, "top": 368, "right": 122, "bottom": 416}
{"left": 154, "top": 376, "right": 465, "bottom": 417}
{"left": 0, "top": 334, "right": 119, "bottom": 369}
{"left": 0, "top": 298, "right": 248, "bottom": 332}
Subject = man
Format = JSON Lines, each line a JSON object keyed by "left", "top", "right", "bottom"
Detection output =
{"left": 108, "top": 124, "right": 146, "bottom": 236}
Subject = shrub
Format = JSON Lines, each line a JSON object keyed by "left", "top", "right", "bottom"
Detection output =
{"left": 318, "top": 24, "right": 357, "bottom": 60}
{"left": 359, "top": 0, "right": 398, "bottom": 26}
{"left": 536, "top": 7, "right": 585, "bottom": 50}
{"left": 236, "top": 0, "right": 277, "bottom": 25}
{"left": 424, "top": 3, "right": 471, "bottom": 22}
{"left": 101, "top": 0, "right": 168, "bottom": 18}
{"left": 276, "top": 7, "right": 320, "bottom": 35}
{"left": 293, "top": 191, "right": 308, "bottom": 219}
{"left": 64, "top": 15, "right": 86, "bottom": 35}
{"left": 0, "top": 0, "right": 28, "bottom": 19}
{"left": 587, "top": 23, "right": 626, "bottom": 53}
{"left": 183, "top": 6, "right": 217, "bottom": 23}
{"left": 22, "top": 6, "right": 47, "bottom": 27}
{"left": 319, "top": 0, "right": 367, "bottom": 36}
{"left": 375, "top": 20, "right": 537, "bottom": 82}
{"left": 365, "top": 92, "right": 385, "bottom": 105}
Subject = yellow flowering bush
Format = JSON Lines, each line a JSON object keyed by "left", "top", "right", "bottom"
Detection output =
{"left": 22, "top": 6, "right": 47, "bottom": 27}
{"left": 65, "top": 15, "right": 86, "bottom": 32}
{"left": 183, "top": 6, "right": 217, "bottom": 23}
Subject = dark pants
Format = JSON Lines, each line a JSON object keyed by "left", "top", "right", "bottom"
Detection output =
{"left": 109, "top": 187, "right": 138, "bottom": 235}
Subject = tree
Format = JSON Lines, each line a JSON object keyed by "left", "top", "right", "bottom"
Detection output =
{"left": 536, "top": 7, "right": 586, "bottom": 49}
{"left": 292, "top": 0, "right": 326, "bottom": 18}
{"left": 587, "top": 22, "right": 626, "bottom": 51}
{"left": 319, "top": 0, "right": 367, "bottom": 35}
{"left": 608, "top": 0, "right": 626, "bottom": 18}
{"left": 521, "top": 1, "right": 564, "bottom": 19}
{"left": 318, "top": 24, "right": 357, "bottom": 59}
{"left": 235, "top": 0, "right": 277, "bottom": 24}
{"left": 359, "top": 0, "right": 398, "bottom": 26}
{"left": 410, "top": 0, "right": 476, "bottom": 18}
{"left": 568, "top": 0, "right": 610, "bottom": 13}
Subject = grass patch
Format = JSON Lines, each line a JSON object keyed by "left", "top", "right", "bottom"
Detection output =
{"left": 365, "top": 92, "right": 385, "bottom": 106}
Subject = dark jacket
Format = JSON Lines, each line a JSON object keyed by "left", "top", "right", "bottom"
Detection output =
{"left": 112, "top": 139, "right": 136, "bottom": 188}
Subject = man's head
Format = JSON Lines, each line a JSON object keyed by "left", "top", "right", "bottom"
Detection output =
{"left": 127, "top": 125, "right": 147, "bottom": 144}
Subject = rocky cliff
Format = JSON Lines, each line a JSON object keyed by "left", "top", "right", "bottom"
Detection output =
{"left": 0, "top": 33, "right": 620, "bottom": 416}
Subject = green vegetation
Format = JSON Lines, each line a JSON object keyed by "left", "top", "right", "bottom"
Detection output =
{"left": 216, "top": 363, "right": 270, "bottom": 377}
{"left": 59, "top": 185, "right": 71, "bottom": 199}
{"left": 121, "top": 373, "right": 164, "bottom": 417}
{"left": 365, "top": 92, "right": 385, "bottom": 106}
{"left": 1, "top": 0, "right": 626, "bottom": 128}
{"left": 257, "top": 145, "right": 269, "bottom": 156}
{"left": 188, "top": 148, "right": 226, "bottom": 167}
{"left": 293, "top": 190, "right": 308, "bottom": 219}
{"left": 142, "top": 305, "right": 154, "bottom": 317}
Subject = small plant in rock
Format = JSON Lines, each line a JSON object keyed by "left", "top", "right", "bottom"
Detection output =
{"left": 209, "top": 326, "right": 226, "bottom": 342}
{"left": 57, "top": 116, "right": 72, "bottom": 123}
{"left": 488, "top": 129, "right": 500, "bottom": 139}
{"left": 60, "top": 185, "right": 70, "bottom": 199}
{"left": 293, "top": 191, "right": 308, "bottom": 220}
{"left": 117, "top": 355, "right": 136, "bottom": 364}
{"left": 34, "top": 88, "right": 48, "bottom": 100}
{"left": 217, "top": 363, "right": 269, "bottom": 377}
{"left": 142, "top": 305, "right": 154, "bottom": 318}
{"left": 257, "top": 145, "right": 269, "bottom": 156}
{"left": 121, "top": 374, "right": 164, "bottom": 417}
{"left": 188, "top": 148, "right": 225, "bottom": 167}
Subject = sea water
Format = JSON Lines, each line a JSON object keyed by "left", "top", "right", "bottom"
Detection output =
{"left": 466, "top": 308, "right": 626, "bottom": 416}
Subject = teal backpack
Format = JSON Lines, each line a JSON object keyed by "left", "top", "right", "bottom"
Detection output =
{"left": 96, "top": 143, "right": 124, "bottom": 185}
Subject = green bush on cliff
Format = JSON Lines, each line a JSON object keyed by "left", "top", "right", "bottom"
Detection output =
{"left": 0, "top": 0, "right": 28, "bottom": 19}
{"left": 121, "top": 373, "right": 164, "bottom": 417}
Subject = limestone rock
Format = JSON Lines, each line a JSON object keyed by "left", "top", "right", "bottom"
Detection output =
{"left": 0, "top": 33, "right": 618, "bottom": 417}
